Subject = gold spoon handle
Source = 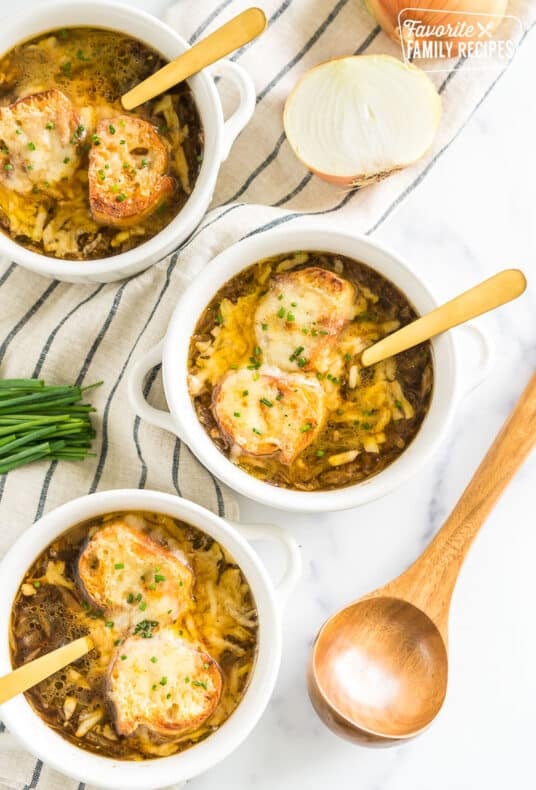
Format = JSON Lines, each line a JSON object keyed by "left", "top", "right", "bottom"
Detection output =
{"left": 0, "top": 636, "right": 93, "bottom": 705}
{"left": 387, "top": 371, "right": 536, "bottom": 637}
{"left": 361, "top": 269, "right": 526, "bottom": 368}
{"left": 122, "top": 7, "right": 266, "bottom": 110}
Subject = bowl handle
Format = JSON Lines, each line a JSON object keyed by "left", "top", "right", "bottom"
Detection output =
{"left": 453, "top": 323, "right": 495, "bottom": 398}
{"left": 127, "top": 340, "right": 177, "bottom": 435}
{"left": 213, "top": 59, "right": 256, "bottom": 162}
{"left": 229, "top": 521, "right": 302, "bottom": 612}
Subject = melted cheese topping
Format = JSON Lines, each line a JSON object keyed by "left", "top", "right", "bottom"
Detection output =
{"left": 78, "top": 519, "right": 193, "bottom": 625}
{"left": 108, "top": 626, "right": 222, "bottom": 737}
{"left": 213, "top": 367, "right": 326, "bottom": 463}
{"left": 0, "top": 89, "right": 85, "bottom": 195}
{"left": 255, "top": 266, "right": 356, "bottom": 372}
{"left": 88, "top": 115, "right": 173, "bottom": 226}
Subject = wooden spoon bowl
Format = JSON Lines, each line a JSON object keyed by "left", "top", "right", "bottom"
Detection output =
{"left": 309, "top": 597, "right": 448, "bottom": 743}
{"left": 308, "top": 371, "right": 536, "bottom": 745}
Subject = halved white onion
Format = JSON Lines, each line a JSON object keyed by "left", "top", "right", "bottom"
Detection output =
{"left": 283, "top": 55, "right": 441, "bottom": 187}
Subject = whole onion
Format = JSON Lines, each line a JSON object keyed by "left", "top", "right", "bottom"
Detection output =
{"left": 365, "top": 0, "right": 509, "bottom": 56}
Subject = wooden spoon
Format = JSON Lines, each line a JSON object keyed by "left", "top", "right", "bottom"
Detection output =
{"left": 121, "top": 7, "right": 266, "bottom": 110}
{"left": 0, "top": 636, "right": 93, "bottom": 705}
{"left": 360, "top": 269, "right": 526, "bottom": 368}
{"left": 308, "top": 371, "right": 536, "bottom": 744}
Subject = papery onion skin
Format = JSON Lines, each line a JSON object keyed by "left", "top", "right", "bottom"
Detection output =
{"left": 365, "top": 0, "right": 509, "bottom": 57}
{"left": 283, "top": 55, "right": 442, "bottom": 188}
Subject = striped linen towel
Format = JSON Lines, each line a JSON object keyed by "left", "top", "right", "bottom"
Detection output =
{"left": 0, "top": 0, "right": 534, "bottom": 788}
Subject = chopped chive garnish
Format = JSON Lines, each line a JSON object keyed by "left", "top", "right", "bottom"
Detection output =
{"left": 150, "top": 656, "right": 158, "bottom": 663}
{"left": 114, "top": 563, "right": 124, "bottom": 570}
{"left": 108, "top": 124, "right": 116, "bottom": 134}
{"left": 45, "top": 122, "right": 55, "bottom": 130}
{"left": 261, "top": 323, "right": 268, "bottom": 331}
{"left": 154, "top": 573, "right": 166, "bottom": 583}
{"left": 252, "top": 427, "right": 262, "bottom": 436}
{"left": 233, "top": 411, "right": 241, "bottom": 418}
{"left": 286, "top": 312, "right": 295, "bottom": 322}
{"left": 121, "top": 654, "right": 127, "bottom": 660}
{"left": 316, "top": 449, "right": 325, "bottom": 457}
{"left": 260, "top": 397, "right": 273, "bottom": 407}
{"left": 139, "top": 601, "right": 147, "bottom": 611}
{"left": 3, "top": 163, "right": 13, "bottom": 171}
{"left": 115, "top": 192, "right": 127, "bottom": 202}
{"left": 289, "top": 346, "right": 304, "bottom": 362}
{"left": 277, "top": 307, "right": 285, "bottom": 318}
{"left": 300, "top": 423, "right": 312, "bottom": 433}
{"left": 27, "top": 142, "right": 36, "bottom": 151}
{"left": 242, "top": 390, "right": 249, "bottom": 396}
{"left": 160, "top": 676, "right": 167, "bottom": 686}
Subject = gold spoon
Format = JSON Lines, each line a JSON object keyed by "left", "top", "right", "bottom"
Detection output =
{"left": 0, "top": 636, "right": 93, "bottom": 705}
{"left": 308, "top": 371, "right": 536, "bottom": 744}
{"left": 361, "top": 269, "right": 526, "bottom": 368}
{"left": 122, "top": 7, "right": 267, "bottom": 110}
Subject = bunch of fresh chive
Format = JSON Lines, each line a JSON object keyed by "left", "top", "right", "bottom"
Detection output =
{"left": 0, "top": 379, "right": 101, "bottom": 474}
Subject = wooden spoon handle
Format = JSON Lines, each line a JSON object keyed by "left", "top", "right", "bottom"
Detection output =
{"left": 385, "top": 371, "right": 536, "bottom": 638}
{"left": 0, "top": 636, "right": 93, "bottom": 705}
{"left": 361, "top": 269, "right": 526, "bottom": 368}
{"left": 122, "top": 7, "right": 266, "bottom": 110}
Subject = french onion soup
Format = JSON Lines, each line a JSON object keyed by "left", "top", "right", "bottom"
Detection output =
{"left": 10, "top": 511, "right": 258, "bottom": 759}
{"left": 0, "top": 27, "right": 204, "bottom": 260}
{"left": 188, "top": 252, "right": 433, "bottom": 490}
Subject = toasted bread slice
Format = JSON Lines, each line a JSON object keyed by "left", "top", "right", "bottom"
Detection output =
{"left": 77, "top": 519, "right": 193, "bottom": 625}
{"left": 255, "top": 267, "right": 356, "bottom": 372}
{"left": 0, "top": 89, "right": 86, "bottom": 195}
{"left": 107, "top": 625, "right": 222, "bottom": 737}
{"left": 88, "top": 115, "right": 174, "bottom": 227}
{"left": 213, "top": 367, "right": 326, "bottom": 464}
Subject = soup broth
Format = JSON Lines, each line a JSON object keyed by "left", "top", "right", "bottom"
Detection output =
{"left": 188, "top": 251, "right": 433, "bottom": 491}
{"left": 0, "top": 28, "right": 204, "bottom": 259}
{"left": 10, "top": 511, "right": 257, "bottom": 760}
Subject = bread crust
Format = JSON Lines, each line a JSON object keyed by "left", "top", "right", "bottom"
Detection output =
{"left": 107, "top": 626, "right": 223, "bottom": 737}
{"left": 77, "top": 519, "right": 193, "bottom": 625}
{"left": 88, "top": 115, "right": 174, "bottom": 227}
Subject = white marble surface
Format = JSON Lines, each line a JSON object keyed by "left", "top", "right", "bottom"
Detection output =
{"left": 7, "top": 2, "right": 536, "bottom": 789}
{"left": 231, "top": 29, "right": 536, "bottom": 790}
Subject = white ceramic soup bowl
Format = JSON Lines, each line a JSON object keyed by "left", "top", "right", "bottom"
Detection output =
{"left": 0, "top": 1, "right": 255, "bottom": 284}
{"left": 129, "top": 226, "right": 493, "bottom": 513}
{"left": 0, "top": 489, "right": 300, "bottom": 790}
